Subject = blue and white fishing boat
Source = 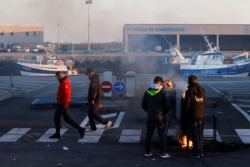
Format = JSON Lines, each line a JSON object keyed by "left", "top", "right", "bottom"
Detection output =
{"left": 177, "top": 36, "right": 250, "bottom": 77}
{"left": 17, "top": 46, "right": 77, "bottom": 76}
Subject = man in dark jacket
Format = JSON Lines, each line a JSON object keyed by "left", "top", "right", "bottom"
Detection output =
{"left": 86, "top": 68, "right": 112, "bottom": 131}
{"left": 184, "top": 75, "right": 206, "bottom": 158}
{"left": 49, "top": 71, "right": 85, "bottom": 139}
{"left": 141, "top": 76, "right": 171, "bottom": 158}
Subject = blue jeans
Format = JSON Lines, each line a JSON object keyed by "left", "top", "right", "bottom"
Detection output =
{"left": 188, "top": 120, "right": 203, "bottom": 156}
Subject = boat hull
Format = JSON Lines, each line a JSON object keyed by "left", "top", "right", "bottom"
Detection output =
{"left": 180, "top": 63, "right": 250, "bottom": 77}
{"left": 17, "top": 62, "right": 68, "bottom": 76}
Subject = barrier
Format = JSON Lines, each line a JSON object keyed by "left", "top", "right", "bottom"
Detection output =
{"left": 125, "top": 71, "right": 135, "bottom": 97}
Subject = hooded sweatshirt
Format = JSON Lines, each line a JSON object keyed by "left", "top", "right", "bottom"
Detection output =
{"left": 87, "top": 73, "right": 101, "bottom": 105}
{"left": 141, "top": 83, "right": 170, "bottom": 121}
{"left": 185, "top": 82, "right": 206, "bottom": 122}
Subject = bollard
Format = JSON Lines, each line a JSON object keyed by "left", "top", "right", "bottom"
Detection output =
{"left": 125, "top": 71, "right": 135, "bottom": 97}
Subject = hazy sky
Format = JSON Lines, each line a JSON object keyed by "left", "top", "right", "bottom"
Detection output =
{"left": 0, "top": 0, "right": 249, "bottom": 43}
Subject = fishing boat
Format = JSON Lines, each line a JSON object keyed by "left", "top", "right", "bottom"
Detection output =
{"left": 17, "top": 46, "right": 77, "bottom": 76}
{"left": 170, "top": 36, "right": 250, "bottom": 77}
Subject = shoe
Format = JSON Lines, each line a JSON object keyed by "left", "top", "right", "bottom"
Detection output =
{"left": 78, "top": 127, "right": 85, "bottom": 139}
{"left": 105, "top": 121, "right": 112, "bottom": 129}
{"left": 160, "top": 153, "right": 171, "bottom": 158}
{"left": 144, "top": 153, "right": 153, "bottom": 157}
{"left": 86, "top": 126, "right": 97, "bottom": 132}
{"left": 49, "top": 133, "right": 61, "bottom": 139}
{"left": 192, "top": 154, "right": 201, "bottom": 159}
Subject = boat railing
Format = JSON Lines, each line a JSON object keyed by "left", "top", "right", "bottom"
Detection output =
{"left": 232, "top": 52, "right": 249, "bottom": 60}
{"left": 18, "top": 58, "right": 44, "bottom": 64}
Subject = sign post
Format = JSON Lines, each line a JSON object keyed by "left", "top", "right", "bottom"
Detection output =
{"left": 102, "top": 71, "right": 113, "bottom": 97}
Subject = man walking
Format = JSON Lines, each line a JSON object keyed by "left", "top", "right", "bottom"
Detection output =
{"left": 86, "top": 68, "right": 112, "bottom": 131}
{"left": 49, "top": 71, "right": 85, "bottom": 139}
{"left": 184, "top": 75, "right": 206, "bottom": 158}
{"left": 141, "top": 76, "right": 171, "bottom": 158}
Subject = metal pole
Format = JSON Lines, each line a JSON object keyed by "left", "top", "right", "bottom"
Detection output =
{"left": 87, "top": 3, "right": 90, "bottom": 51}
{"left": 57, "top": 24, "right": 60, "bottom": 44}
{"left": 10, "top": 73, "right": 13, "bottom": 91}
{"left": 213, "top": 114, "right": 217, "bottom": 142}
{"left": 57, "top": 24, "right": 60, "bottom": 52}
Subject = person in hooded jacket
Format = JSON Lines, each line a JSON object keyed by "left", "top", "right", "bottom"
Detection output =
{"left": 184, "top": 75, "right": 206, "bottom": 158}
{"left": 49, "top": 71, "right": 85, "bottom": 139}
{"left": 85, "top": 68, "right": 112, "bottom": 131}
{"left": 141, "top": 76, "right": 171, "bottom": 159}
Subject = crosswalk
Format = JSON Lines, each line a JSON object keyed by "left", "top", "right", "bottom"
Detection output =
{"left": 0, "top": 127, "right": 249, "bottom": 144}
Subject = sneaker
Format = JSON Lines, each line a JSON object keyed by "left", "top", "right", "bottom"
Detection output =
{"left": 160, "top": 153, "right": 171, "bottom": 158}
{"left": 105, "top": 121, "right": 112, "bottom": 129}
{"left": 144, "top": 153, "right": 153, "bottom": 157}
{"left": 86, "top": 126, "right": 97, "bottom": 132}
{"left": 192, "top": 154, "right": 201, "bottom": 159}
{"left": 49, "top": 133, "right": 61, "bottom": 139}
{"left": 78, "top": 127, "right": 85, "bottom": 139}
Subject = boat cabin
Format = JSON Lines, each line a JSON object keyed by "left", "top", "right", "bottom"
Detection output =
{"left": 190, "top": 52, "right": 224, "bottom": 65}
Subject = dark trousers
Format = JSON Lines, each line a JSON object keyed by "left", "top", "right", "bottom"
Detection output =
{"left": 88, "top": 103, "right": 108, "bottom": 131}
{"left": 188, "top": 120, "right": 204, "bottom": 155}
{"left": 145, "top": 120, "right": 167, "bottom": 154}
{"left": 53, "top": 104, "right": 80, "bottom": 134}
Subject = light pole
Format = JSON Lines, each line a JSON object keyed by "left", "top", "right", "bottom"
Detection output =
{"left": 57, "top": 24, "right": 60, "bottom": 52}
{"left": 57, "top": 23, "right": 60, "bottom": 44}
{"left": 85, "top": 0, "right": 92, "bottom": 52}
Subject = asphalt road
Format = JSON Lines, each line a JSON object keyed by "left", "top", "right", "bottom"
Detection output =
{"left": 0, "top": 75, "right": 250, "bottom": 167}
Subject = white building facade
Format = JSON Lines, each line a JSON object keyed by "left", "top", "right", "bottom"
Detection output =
{"left": 0, "top": 25, "right": 44, "bottom": 48}
{"left": 123, "top": 24, "right": 250, "bottom": 53}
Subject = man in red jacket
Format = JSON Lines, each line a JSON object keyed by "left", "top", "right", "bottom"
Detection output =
{"left": 49, "top": 71, "right": 85, "bottom": 139}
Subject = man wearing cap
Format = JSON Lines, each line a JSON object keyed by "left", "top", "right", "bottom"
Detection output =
{"left": 85, "top": 68, "right": 112, "bottom": 131}
{"left": 49, "top": 71, "right": 85, "bottom": 139}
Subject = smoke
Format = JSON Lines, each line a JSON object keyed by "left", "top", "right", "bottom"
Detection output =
{"left": 2, "top": 0, "right": 248, "bottom": 43}
{"left": 25, "top": 0, "right": 83, "bottom": 43}
{"left": 173, "top": 77, "right": 188, "bottom": 95}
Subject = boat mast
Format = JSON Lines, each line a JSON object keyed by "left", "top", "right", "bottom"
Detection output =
{"left": 204, "top": 36, "right": 217, "bottom": 52}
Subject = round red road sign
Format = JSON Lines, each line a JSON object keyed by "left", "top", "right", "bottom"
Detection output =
{"left": 101, "top": 81, "right": 112, "bottom": 93}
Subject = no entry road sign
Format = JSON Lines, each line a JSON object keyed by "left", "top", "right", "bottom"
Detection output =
{"left": 101, "top": 81, "right": 112, "bottom": 93}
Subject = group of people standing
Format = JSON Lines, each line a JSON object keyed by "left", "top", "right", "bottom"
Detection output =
{"left": 49, "top": 69, "right": 205, "bottom": 160}
{"left": 141, "top": 75, "right": 205, "bottom": 159}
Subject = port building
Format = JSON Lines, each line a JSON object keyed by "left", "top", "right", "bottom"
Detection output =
{"left": 123, "top": 24, "right": 250, "bottom": 53}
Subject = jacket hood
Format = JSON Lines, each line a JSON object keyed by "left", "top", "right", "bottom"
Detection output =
{"left": 89, "top": 73, "right": 99, "bottom": 81}
{"left": 188, "top": 83, "right": 203, "bottom": 98}
{"left": 146, "top": 83, "right": 163, "bottom": 96}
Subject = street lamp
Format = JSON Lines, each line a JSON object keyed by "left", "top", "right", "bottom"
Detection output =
{"left": 57, "top": 24, "right": 60, "bottom": 52}
{"left": 85, "top": 0, "right": 92, "bottom": 52}
{"left": 57, "top": 23, "right": 60, "bottom": 44}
